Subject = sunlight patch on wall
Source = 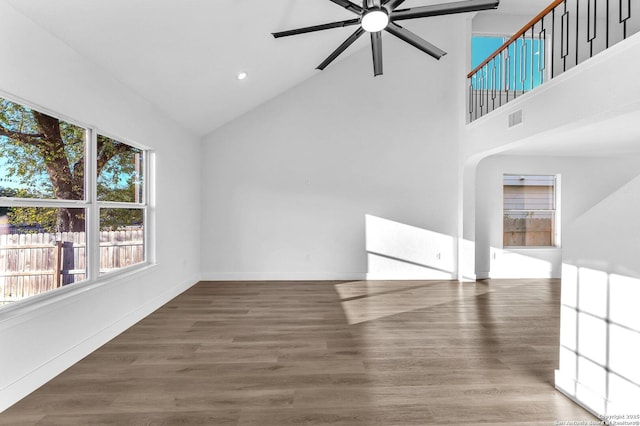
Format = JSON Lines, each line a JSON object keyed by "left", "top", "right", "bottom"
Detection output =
{"left": 578, "top": 267, "right": 608, "bottom": 318}
{"left": 458, "top": 237, "right": 476, "bottom": 281}
{"left": 608, "top": 373, "right": 640, "bottom": 415}
{"left": 365, "top": 215, "right": 455, "bottom": 280}
{"left": 609, "top": 273, "right": 640, "bottom": 331}
{"left": 609, "top": 324, "right": 640, "bottom": 385}
{"left": 556, "top": 263, "right": 640, "bottom": 418}
{"left": 488, "top": 247, "right": 554, "bottom": 278}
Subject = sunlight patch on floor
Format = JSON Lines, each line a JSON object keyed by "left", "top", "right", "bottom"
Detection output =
{"left": 335, "top": 280, "right": 491, "bottom": 325}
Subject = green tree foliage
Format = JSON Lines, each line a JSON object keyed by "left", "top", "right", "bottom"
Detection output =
{"left": 96, "top": 134, "right": 143, "bottom": 204}
{"left": 7, "top": 206, "right": 59, "bottom": 233}
{"left": 0, "top": 187, "right": 17, "bottom": 217}
{"left": 0, "top": 97, "right": 143, "bottom": 233}
{"left": 100, "top": 208, "right": 143, "bottom": 232}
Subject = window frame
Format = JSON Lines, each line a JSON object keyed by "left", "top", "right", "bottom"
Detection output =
{"left": 0, "top": 90, "right": 153, "bottom": 308}
{"left": 94, "top": 130, "right": 149, "bottom": 276}
{"left": 502, "top": 174, "right": 560, "bottom": 249}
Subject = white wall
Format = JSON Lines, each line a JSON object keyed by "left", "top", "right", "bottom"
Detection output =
{"left": 557, "top": 173, "right": 640, "bottom": 417}
{"left": 472, "top": 13, "right": 533, "bottom": 36}
{"left": 0, "top": 3, "right": 201, "bottom": 411}
{"left": 200, "top": 17, "right": 469, "bottom": 281}
{"left": 475, "top": 155, "right": 640, "bottom": 279}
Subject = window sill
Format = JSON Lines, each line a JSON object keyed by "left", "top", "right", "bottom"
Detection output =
{"left": 0, "top": 262, "right": 157, "bottom": 327}
{"left": 503, "top": 246, "right": 561, "bottom": 250}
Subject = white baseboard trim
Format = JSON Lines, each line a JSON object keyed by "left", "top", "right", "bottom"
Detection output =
{"left": 0, "top": 275, "right": 198, "bottom": 413}
{"left": 200, "top": 272, "right": 463, "bottom": 282}
{"left": 488, "top": 271, "right": 561, "bottom": 279}
{"left": 365, "top": 272, "right": 456, "bottom": 280}
{"left": 200, "top": 272, "right": 367, "bottom": 281}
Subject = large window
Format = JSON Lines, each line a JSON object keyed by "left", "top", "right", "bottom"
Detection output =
{"left": 503, "top": 175, "right": 557, "bottom": 247}
{"left": 1, "top": 95, "right": 149, "bottom": 306}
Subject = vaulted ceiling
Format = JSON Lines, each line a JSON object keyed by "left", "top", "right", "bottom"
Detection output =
{"left": 6, "top": 0, "right": 549, "bottom": 136}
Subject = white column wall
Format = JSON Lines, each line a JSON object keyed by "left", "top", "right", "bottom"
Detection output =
{"left": 557, "top": 174, "right": 640, "bottom": 417}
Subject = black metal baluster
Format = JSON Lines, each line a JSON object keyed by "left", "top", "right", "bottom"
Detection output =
{"left": 552, "top": 8, "right": 556, "bottom": 78}
{"left": 469, "top": 79, "right": 473, "bottom": 122}
{"left": 491, "top": 58, "right": 497, "bottom": 111}
{"left": 575, "top": 0, "right": 579, "bottom": 67}
{"left": 531, "top": 25, "right": 535, "bottom": 91}
{"left": 539, "top": 19, "right": 546, "bottom": 84}
{"left": 606, "top": 0, "right": 610, "bottom": 48}
{"left": 511, "top": 43, "right": 517, "bottom": 99}
{"left": 620, "top": 0, "right": 631, "bottom": 39}
{"left": 474, "top": 74, "right": 479, "bottom": 120}
{"left": 485, "top": 65, "right": 490, "bottom": 114}
{"left": 479, "top": 68, "right": 484, "bottom": 117}
{"left": 504, "top": 48, "right": 510, "bottom": 103}
{"left": 562, "top": 1, "right": 569, "bottom": 72}
{"left": 498, "top": 51, "right": 503, "bottom": 107}
{"left": 587, "top": 0, "right": 597, "bottom": 58}
{"left": 520, "top": 35, "right": 527, "bottom": 95}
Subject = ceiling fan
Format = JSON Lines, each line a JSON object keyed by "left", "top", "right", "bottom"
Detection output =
{"left": 272, "top": 0, "right": 500, "bottom": 76}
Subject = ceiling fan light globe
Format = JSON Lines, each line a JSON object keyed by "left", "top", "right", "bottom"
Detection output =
{"left": 361, "top": 10, "right": 389, "bottom": 32}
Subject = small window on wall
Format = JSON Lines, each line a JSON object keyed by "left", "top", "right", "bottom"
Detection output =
{"left": 503, "top": 175, "right": 557, "bottom": 247}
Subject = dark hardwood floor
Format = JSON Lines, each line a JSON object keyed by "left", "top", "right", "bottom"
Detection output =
{"left": 0, "top": 279, "right": 595, "bottom": 425}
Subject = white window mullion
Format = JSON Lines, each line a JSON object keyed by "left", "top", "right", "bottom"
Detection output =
{"left": 555, "top": 175, "right": 562, "bottom": 247}
{"left": 97, "top": 201, "right": 146, "bottom": 209}
{"left": 145, "top": 151, "right": 155, "bottom": 264}
{"left": 87, "top": 128, "right": 100, "bottom": 282}
{"left": 0, "top": 199, "right": 89, "bottom": 208}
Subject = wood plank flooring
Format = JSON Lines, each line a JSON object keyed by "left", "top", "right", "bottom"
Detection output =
{"left": 0, "top": 279, "right": 596, "bottom": 425}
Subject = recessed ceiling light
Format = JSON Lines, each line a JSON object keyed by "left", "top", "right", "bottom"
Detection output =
{"left": 237, "top": 72, "right": 248, "bottom": 80}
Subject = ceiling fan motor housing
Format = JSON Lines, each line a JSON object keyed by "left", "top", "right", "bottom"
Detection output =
{"left": 361, "top": 8, "right": 390, "bottom": 32}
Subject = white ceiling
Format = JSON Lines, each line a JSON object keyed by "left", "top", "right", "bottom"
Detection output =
{"left": 6, "top": 0, "right": 549, "bottom": 137}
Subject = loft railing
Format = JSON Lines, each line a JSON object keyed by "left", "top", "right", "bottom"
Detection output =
{"left": 467, "top": 0, "right": 639, "bottom": 122}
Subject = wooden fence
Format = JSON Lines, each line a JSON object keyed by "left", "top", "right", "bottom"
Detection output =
{"left": 503, "top": 217, "right": 554, "bottom": 247}
{"left": 0, "top": 229, "right": 143, "bottom": 304}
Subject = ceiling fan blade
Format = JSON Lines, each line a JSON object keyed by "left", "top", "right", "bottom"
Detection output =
{"left": 385, "top": 22, "right": 446, "bottom": 60}
{"left": 317, "top": 27, "right": 366, "bottom": 70}
{"left": 383, "top": 0, "right": 407, "bottom": 10}
{"left": 371, "top": 31, "right": 383, "bottom": 76}
{"left": 328, "top": 0, "right": 363, "bottom": 14}
{"left": 272, "top": 18, "right": 361, "bottom": 38}
{"left": 363, "top": 0, "right": 381, "bottom": 8}
{"left": 391, "top": 0, "right": 499, "bottom": 21}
